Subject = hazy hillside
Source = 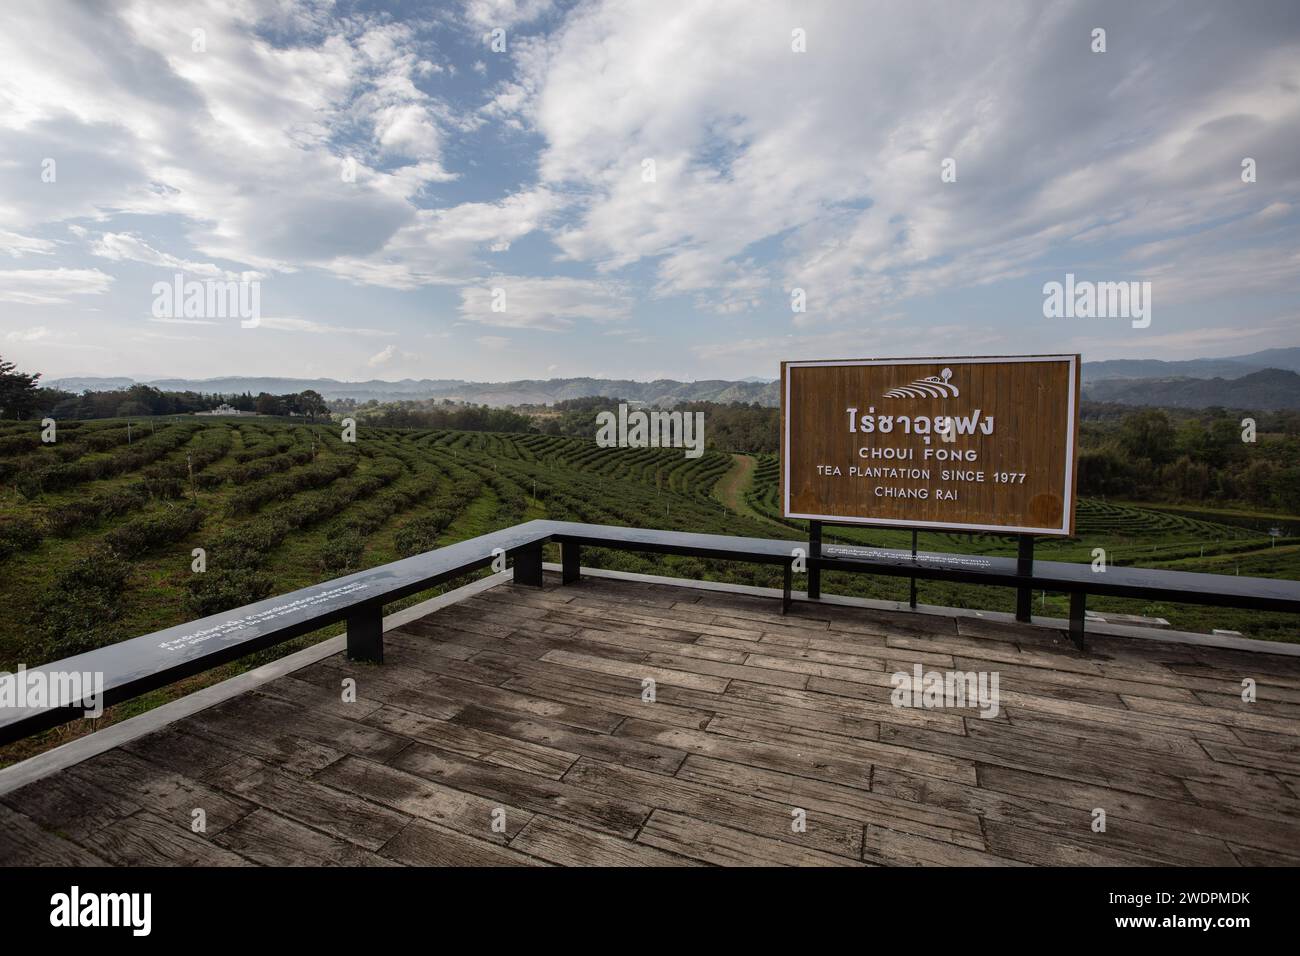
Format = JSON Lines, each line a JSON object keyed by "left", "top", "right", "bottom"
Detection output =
{"left": 47, "top": 374, "right": 780, "bottom": 406}
{"left": 44, "top": 347, "right": 1300, "bottom": 410}
{"left": 1083, "top": 368, "right": 1300, "bottom": 409}
{"left": 1082, "top": 347, "right": 1300, "bottom": 381}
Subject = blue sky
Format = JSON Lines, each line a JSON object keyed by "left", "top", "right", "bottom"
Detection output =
{"left": 1, "top": 0, "right": 1298, "bottom": 384}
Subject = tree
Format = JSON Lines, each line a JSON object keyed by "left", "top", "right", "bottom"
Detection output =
{"left": 297, "top": 389, "right": 328, "bottom": 421}
{"left": 254, "top": 392, "right": 284, "bottom": 416}
{"left": 0, "top": 354, "right": 42, "bottom": 420}
{"left": 1118, "top": 409, "right": 1176, "bottom": 466}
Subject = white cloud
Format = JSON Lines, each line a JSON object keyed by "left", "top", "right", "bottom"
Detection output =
{"left": 5, "top": 325, "right": 56, "bottom": 342}
{"left": 257, "top": 317, "right": 394, "bottom": 336}
{"left": 0, "top": 268, "right": 114, "bottom": 304}
{"left": 463, "top": 0, "right": 554, "bottom": 29}
{"left": 1, "top": 0, "right": 1297, "bottom": 381}
{"left": 458, "top": 276, "right": 632, "bottom": 330}
{"left": 327, "top": 188, "right": 559, "bottom": 290}
{"left": 492, "top": 0, "right": 1300, "bottom": 320}
{"left": 0, "top": 231, "right": 56, "bottom": 258}
{"left": 368, "top": 344, "right": 396, "bottom": 366}
{"left": 0, "top": 2, "right": 459, "bottom": 276}
{"left": 87, "top": 232, "right": 247, "bottom": 279}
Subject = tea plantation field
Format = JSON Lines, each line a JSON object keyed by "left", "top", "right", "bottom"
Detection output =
{"left": 0, "top": 417, "right": 1296, "bottom": 729}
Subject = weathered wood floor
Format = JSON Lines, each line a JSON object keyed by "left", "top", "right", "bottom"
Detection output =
{"left": 4, "top": 574, "right": 1300, "bottom": 866}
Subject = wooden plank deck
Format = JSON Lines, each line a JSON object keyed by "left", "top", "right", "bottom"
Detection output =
{"left": 4, "top": 573, "right": 1300, "bottom": 866}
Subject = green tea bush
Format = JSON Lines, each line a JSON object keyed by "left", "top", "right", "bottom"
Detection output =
{"left": 103, "top": 504, "right": 204, "bottom": 558}
{"left": 33, "top": 549, "right": 129, "bottom": 660}
{"left": 232, "top": 434, "right": 294, "bottom": 463}
{"left": 0, "top": 432, "right": 39, "bottom": 455}
{"left": 226, "top": 447, "right": 313, "bottom": 484}
{"left": 224, "top": 456, "right": 356, "bottom": 516}
{"left": 43, "top": 484, "right": 149, "bottom": 536}
{"left": 394, "top": 515, "right": 441, "bottom": 557}
{"left": 209, "top": 518, "right": 289, "bottom": 568}
{"left": 0, "top": 515, "right": 45, "bottom": 561}
{"left": 318, "top": 530, "right": 365, "bottom": 572}
{"left": 184, "top": 567, "right": 276, "bottom": 616}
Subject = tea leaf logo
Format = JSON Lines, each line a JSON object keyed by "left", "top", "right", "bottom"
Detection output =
{"left": 884, "top": 368, "right": 960, "bottom": 399}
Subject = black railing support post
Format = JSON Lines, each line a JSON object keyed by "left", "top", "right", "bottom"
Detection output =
{"left": 782, "top": 561, "right": 793, "bottom": 615}
{"left": 561, "top": 540, "right": 581, "bottom": 585}
{"left": 1068, "top": 591, "right": 1087, "bottom": 651}
{"left": 808, "top": 520, "right": 822, "bottom": 600}
{"left": 346, "top": 602, "right": 384, "bottom": 664}
{"left": 514, "top": 542, "right": 544, "bottom": 587}
{"left": 909, "top": 529, "right": 919, "bottom": 609}
{"left": 1016, "top": 535, "right": 1034, "bottom": 622}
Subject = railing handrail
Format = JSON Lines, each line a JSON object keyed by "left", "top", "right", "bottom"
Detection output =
{"left": 815, "top": 545, "right": 1300, "bottom": 610}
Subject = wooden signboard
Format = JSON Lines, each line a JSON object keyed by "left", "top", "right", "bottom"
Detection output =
{"left": 781, "top": 355, "right": 1080, "bottom": 535}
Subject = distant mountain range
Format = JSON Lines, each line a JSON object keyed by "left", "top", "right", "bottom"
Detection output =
{"left": 44, "top": 375, "right": 781, "bottom": 407}
{"left": 1083, "top": 368, "right": 1300, "bottom": 410}
{"left": 44, "top": 347, "right": 1300, "bottom": 410}
{"left": 1081, "top": 347, "right": 1300, "bottom": 380}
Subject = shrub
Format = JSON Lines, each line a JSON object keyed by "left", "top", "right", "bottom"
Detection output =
{"left": 318, "top": 531, "right": 365, "bottom": 573}
{"left": 395, "top": 516, "right": 440, "bottom": 557}
{"left": 80, "top": 428, "right": 129, "bottom": 452}
{"left": 103, "top": 504, "right": 204, "bottom": 558}
{"left": 44, "top": 485, "right": 151, "bottom": 536}
{"left": 208, "top": 518, "right": 288, "bottom": 568}
{"left": 0, "top": 432, "right": 39, "bottom": 455}
{"left": 184, "top": 567, "right": 275, "bottom": 617}
{"left": 0, "top": 515, "right": 45, "bottom": 561}
{"left": 33, "top": 549, "right": 129, "bottom": 661}
{"left": 426, "top": 508, "right": 455, "bottom": 532}
{"left": 232, "top": 434, "right": 293, "bottom": 463}
{"left": 141, "top": 476, "right": 185, "bottom": 500}
{"left": 223, "top": 457, "right": 356, "bottom": 517}
{"left": 226, "top": 448, "right": 313, "bottom": 484}
{"left": 15, "top": 470, "right": 45, "bottom": 499}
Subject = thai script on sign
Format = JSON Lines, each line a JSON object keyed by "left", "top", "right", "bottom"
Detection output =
{"left": 845, "top": 407, "right": 994, "bottom": 437}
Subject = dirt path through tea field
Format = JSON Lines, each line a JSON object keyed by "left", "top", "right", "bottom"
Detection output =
{"left": 713, "top": 453, "right": 788, "bottom": 533}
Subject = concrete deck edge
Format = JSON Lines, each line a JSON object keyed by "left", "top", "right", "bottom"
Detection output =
{"left": 0, "top": 570, "right": 512, "bottom": 796}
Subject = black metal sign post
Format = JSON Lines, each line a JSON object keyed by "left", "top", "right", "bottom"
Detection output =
{"left": 807, "top": 520, "right": 822, "bottom": 599}
{"left": 910, "top": 530, "right": 919, "bottom": 609}
{"left": 1016, "top": 535, "right": 1034, "bottom": 622}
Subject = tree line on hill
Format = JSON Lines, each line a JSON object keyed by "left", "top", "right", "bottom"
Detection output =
{"left": 342, "top": 397, "right": 536, "bottom": 432}
{"left": 1080, "top": 407, "right": 1300, "bottom": 511}
{"left": 0, "top": 356, "right": 328, "bottom": 420}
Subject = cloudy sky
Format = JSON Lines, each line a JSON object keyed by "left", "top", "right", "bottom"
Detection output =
{"left": 1, "top": 0, "right": 1298, "bottom": 384}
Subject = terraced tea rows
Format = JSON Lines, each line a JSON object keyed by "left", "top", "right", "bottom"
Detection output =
{"left": 0, "top": 420, "right": 774, "bottom": 671}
